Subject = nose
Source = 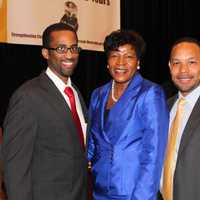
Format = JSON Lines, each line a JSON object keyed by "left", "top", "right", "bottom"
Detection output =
{"left": 64, "top": 49, "right": 73, "bottom": 58}
{"left": 179, "top": 63, "right": 189, "bottom": 73}
{"left": 117, "top": 55, "right": 126, "bottom": 65}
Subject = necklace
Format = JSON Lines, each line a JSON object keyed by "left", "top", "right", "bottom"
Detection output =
{"left": 111, "top": 80, "right": 118, "bottom": 102}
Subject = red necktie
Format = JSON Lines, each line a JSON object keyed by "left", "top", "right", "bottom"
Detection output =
{"left": 64, "top": 87, "right": 85, "bottom": 149}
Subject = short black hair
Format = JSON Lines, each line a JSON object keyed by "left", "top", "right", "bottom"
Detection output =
{"left": 103, "top": 30, "right": 146, "bottom": 59}
{"left": 170, "top": 37, "right": 200, "bottom": 58}
{"left": 42, "top": 22, "right": 77, "bottom": 48}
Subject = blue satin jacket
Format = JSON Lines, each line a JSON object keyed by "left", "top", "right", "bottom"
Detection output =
{"left": 87, "top": 73, "right": 169, "bottom": 200}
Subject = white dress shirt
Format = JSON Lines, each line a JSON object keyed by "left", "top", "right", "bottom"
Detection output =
{"left": 46, "top": 67, "right": 87, "bottom": 143}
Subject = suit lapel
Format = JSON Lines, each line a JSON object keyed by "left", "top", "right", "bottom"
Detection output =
{"left": 38, "top": 72, "right": 78, "bottom": 136}
{"left": 107, "top": 73, "right": 143, "bottom": 118}
{"left": 168, "top": 95, "right": 178, "bottom": 110}
{"left": 177, "top": 96, "right": 200, "bottom": 157}
{"left": 97, "top": 82, "right": 112, "bottom": 143}
{"left": 104, "top": 73, "right": 143, "bottom": 144}
{"left": 72, "top": 83, "right": 88, "bottom": 123}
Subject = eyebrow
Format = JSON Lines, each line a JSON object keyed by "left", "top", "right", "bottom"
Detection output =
{"left": 110, "top": 50, "right": 136, "bottom": 54}
{"left": 171, "top": 56, "right": 198, "bottom": 59}
{"left": 170, "top": 57, "right": 200, "bottom": 63}
{"left": 57, "top": 43, "right": 78, "bottom": 47}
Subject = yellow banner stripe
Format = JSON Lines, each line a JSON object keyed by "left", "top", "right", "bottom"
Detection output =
{"left": 0, "top": 0, "right": 7, "bottom": 42}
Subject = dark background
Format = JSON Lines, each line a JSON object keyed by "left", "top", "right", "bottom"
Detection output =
{"left": 0, "top": 0, "right": 200, "bottom": 125}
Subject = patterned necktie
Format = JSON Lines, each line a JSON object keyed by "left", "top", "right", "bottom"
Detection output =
{"left": 64, "top": 87, "right": 85, "bottom": 149}
{"left": 162, "top": 98, "right": 186, "bottom": 200}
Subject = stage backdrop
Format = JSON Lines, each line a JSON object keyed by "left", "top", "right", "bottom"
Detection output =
{"left": 0, "top": 0, "right": 120, "bottom": 51}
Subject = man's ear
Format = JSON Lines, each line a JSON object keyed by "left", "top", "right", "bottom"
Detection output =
{"left": 168, "top": 61, "right": 171, "bottom": 69}
{"left": 42, "top": 48, "right": 49, "bottom": 59}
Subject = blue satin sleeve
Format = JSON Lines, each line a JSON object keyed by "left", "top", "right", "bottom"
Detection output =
{"left": 132, "top": 85, "right": 169, "bottom": 200}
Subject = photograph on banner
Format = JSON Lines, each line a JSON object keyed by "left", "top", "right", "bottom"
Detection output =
{"left": 1, "top": 0, "right": 120, "bottom": 51}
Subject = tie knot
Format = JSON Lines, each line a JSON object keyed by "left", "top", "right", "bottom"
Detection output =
{"left": 64, "top": 87, "right": 74, "bottom": 98}
{"left": 178, "top": 98, "right": 186, "bottom": 107}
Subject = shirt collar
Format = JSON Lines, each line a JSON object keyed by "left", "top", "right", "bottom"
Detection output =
{"left": 178, "top": 84, "right": 200, "bottom": 106}
{"left": 46, "top": 67, "right": 72, "bottom": 92}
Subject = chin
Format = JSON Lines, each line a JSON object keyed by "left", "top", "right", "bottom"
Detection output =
{"left": 177, "top": 86, "right": 194, "bottom": 94}
{"left": 117, "top": 77, "right": 133, "bottom": 83}
{"left": 63, "top": 69, "right": 75, "bottom": 76}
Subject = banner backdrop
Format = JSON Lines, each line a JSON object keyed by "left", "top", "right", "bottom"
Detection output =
{"left": 0, "top": 0, "right": 120, "bottom": 51}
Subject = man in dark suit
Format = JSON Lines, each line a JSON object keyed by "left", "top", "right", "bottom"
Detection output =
{"left": 0, "top": 127, "right": 7, "bottom": 200}
{"left": 159, "top": 37, "right": 200, "bottom": 200}
{"left": 1, "top": 23, "right": 88, "bottom": 200}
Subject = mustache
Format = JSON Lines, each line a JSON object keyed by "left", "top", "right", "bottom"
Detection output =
{"left": 176, "top": 75, "right": 193, "bottom": 79}
{"left": 61, "top": 58, "right": 77, "bottom": 62}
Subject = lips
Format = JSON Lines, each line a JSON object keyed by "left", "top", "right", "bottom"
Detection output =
{"left": 176, "top": 75, "right": 193, "bottom": 83}
{"left": 61, "top": 60, "right": 74, "bottom": 68}
{"left": 114, "top": 68, "right": 128, "bottom": 74}
{"left": 62, "top": 61, "right": 73, "bottom": 66}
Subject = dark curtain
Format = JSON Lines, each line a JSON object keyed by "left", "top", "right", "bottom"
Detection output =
{"left": 0, "top": 0, "right": 199, "bottom": 125}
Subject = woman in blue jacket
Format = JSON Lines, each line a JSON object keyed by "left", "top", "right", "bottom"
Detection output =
{"left": 87, "top": 30, "right": 169, "bottom": 200}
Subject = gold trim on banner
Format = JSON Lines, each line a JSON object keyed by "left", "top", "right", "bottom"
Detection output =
{"left": 0, "top": 0, "right": 7, "bottom": 42}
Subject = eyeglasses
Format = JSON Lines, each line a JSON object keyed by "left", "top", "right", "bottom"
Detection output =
{"left": 46, "top": 44, "right": 81, "bottom": 54}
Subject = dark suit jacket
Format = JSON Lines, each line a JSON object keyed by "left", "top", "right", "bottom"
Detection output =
{"left": 2, "top": 72, "right": 88, "bottom": 200}
{"left": 158, "top": 94, "right": 200, "bottom": 200}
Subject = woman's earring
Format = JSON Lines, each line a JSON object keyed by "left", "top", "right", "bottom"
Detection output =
{"left": 137, "top": 65, "right": 140, "bottom": 70}
{"left": 107, "top": 65, "right": 109, "bottom": 69}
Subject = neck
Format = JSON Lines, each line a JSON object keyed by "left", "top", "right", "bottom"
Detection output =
{"left": 111, "top": 80, "right": 129, "bottom": 102}
{"left": 111, "top": 80, "right": 118, "bottom": 102}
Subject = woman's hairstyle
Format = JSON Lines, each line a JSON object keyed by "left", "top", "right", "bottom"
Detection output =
{"left": 103, "top": 30, "right": 146, "bottom": 59}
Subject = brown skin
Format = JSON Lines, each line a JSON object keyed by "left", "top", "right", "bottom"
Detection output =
{"left": 169, "top": 42, "right": 200, "bottom": 96}
{"left": 106, "top": 44, "right": 140, "bottom": 109}
{"left": 42, "top": 30, "right": 79, "bottom": 84}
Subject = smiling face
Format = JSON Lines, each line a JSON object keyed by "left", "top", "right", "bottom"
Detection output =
{"left": 107, "top": 44, "right": 139, "bottom": 85}
{"left": 42, "top": 30, "right": 79, "bottom": 84}
{"left": 169, "top": 42, "right": 200, "bottom": 96}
